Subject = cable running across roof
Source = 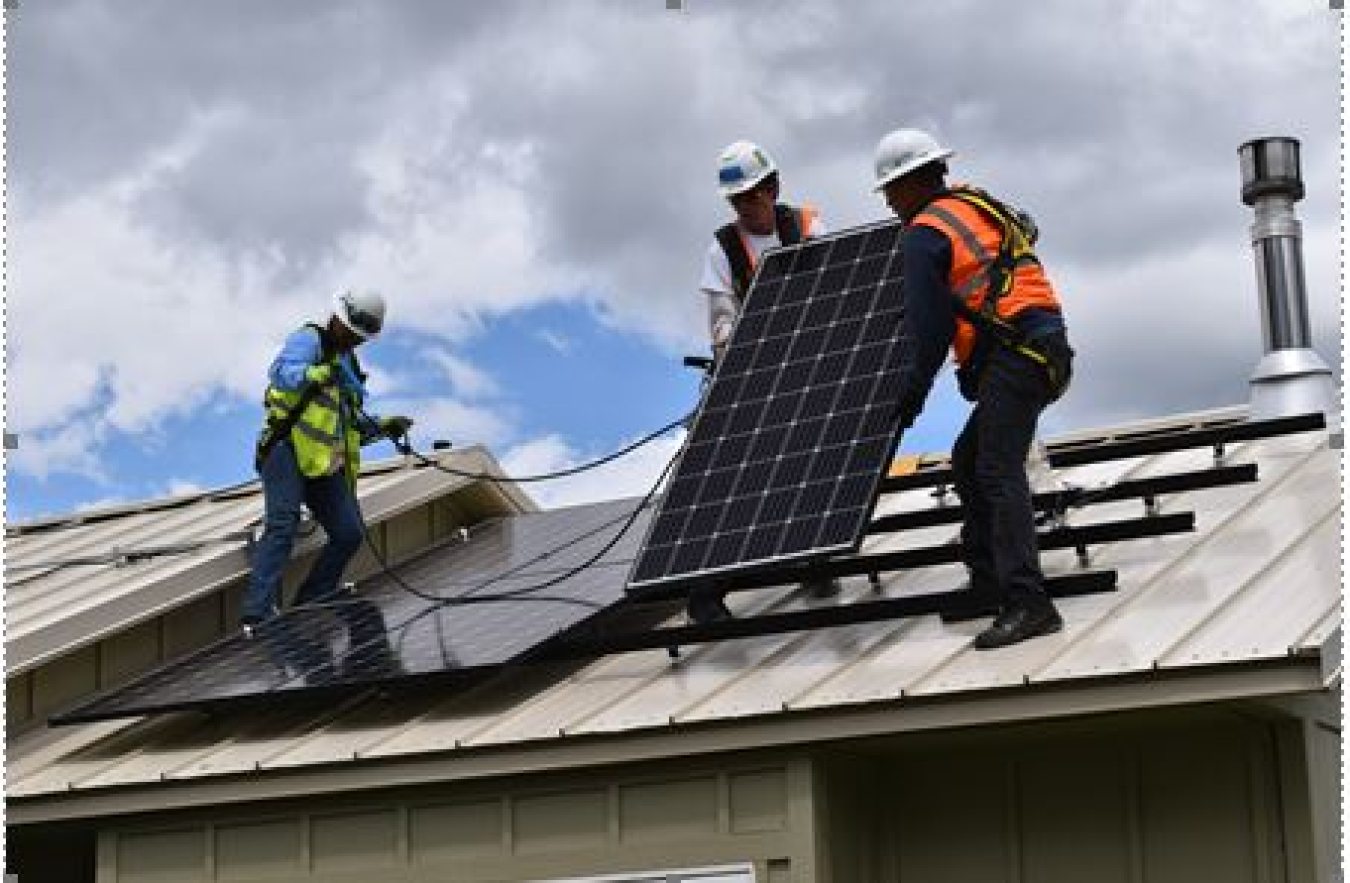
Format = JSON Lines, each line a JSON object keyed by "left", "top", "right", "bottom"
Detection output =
{"left": 7, "top": 407, "right": 692, "bottom": 574}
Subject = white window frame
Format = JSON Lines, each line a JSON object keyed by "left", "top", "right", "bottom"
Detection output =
{"left": 532, "top": 862, "right": 756, "bottom": 883}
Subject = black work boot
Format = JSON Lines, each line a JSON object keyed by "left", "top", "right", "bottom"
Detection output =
{"left": 974, "top": 595, "right": 1063, "bottom": 650}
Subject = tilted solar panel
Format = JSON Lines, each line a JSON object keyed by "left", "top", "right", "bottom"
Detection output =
{"left": 628, "top": 219, "right": 914, "bottom": 594}
{"left": 52, "top": 498, "right": 651, "bottom": 724}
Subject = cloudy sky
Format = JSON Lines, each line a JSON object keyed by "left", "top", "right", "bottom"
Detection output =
{"left": 6, "top": 0, "right": 1341, "bottom": 523}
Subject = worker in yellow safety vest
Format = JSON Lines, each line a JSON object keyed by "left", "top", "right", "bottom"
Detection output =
{"left": 874, "top": 128, "right": 1074, "bottom": 650}
{"left": 241, "top": 290, "right": 414, "bottom": 633}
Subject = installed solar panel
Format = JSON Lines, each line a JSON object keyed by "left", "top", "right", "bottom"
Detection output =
{"left": 628, "top": 219, "right": 913, "bottom": 594}
{"left": 53, "top": 498, "right": 651, "bottom": 724}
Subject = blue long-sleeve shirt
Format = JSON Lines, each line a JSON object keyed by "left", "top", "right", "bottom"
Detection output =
{"left": 897, "top": 225, "right": 958, "bottom": 417}
{"left": 269, "top": 327, "right": 383, "bottom": 441}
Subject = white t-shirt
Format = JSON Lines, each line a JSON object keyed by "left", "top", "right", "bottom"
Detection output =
{"left": 699, "top": 210, "right": 827, "bottom": 348}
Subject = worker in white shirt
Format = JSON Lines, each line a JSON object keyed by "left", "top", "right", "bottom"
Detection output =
{"left": 699, "top": 140, "right": 827, "bottom": 363}
{"left": 687, "top": 141, "right": 838, "bottom": 624}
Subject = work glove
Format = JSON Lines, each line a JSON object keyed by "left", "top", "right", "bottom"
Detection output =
{"left": 381, "top": 415, "right": 414, "bottom": 439}
{"left": 304, "top": 363, "right": 334, "bottom": 385}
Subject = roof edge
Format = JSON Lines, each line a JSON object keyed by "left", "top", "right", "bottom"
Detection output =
{"left": 8, "top": 656, "right": 1326, "bottom": 826}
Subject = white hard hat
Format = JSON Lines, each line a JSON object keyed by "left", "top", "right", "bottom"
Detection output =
{"left": 872, "top": 128, "right": 955, "bottom": 192}
{"left": 716, "top": 140, "right": 778, "bottom": 197}
{"left": 332, "top": 289, "right": 386, "bottom": 340}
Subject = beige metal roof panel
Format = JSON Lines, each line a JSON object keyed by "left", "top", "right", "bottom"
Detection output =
{"left": 455, "top": 654, "right": 678, "bottom": 747}
{"left": 8, "top": 410, "right": 1339, "bottom": 815}
{"left": 1300, "top": 608, "right": 1341, "bottom": 653}
{"left": 296, "top": 666, "right": 575, "bottom": 763}
{"left": 1157, "top": 513, "right": 1339, "bottom": 667}
{"left": 1035, "top": 444, "right": 1329, "bottom": 681}
{"left": 677, "top": 613, "right": 894, "bottom": 723}
{"left": 556, "top": 587, "right": 828, "bottom": 737}
{"left": 681, "top": 570, "right": 958, "bottom": 720}
{"left": 73, "top": 704, "right": 356, "bottom": 790}
{"left": 232, "top": 692, "right": 463, "bottom": 771}
{"left": 7, "top": 715, "right": 190, "bottom": 798}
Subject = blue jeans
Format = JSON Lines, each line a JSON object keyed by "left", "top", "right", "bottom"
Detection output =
{"left": 242, "top": 441, "right": 365, "bottom": 624}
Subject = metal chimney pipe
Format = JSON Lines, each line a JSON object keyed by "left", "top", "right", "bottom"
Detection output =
{"left": 1237, "top": 136, "right": 1336, "bottom": 421}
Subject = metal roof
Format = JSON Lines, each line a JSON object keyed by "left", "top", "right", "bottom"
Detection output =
{"left": 7, "top": 408, "right": 1340, "bottom": 823}
{"left": 5, "top": 447, "right": 535, "bottom": 675}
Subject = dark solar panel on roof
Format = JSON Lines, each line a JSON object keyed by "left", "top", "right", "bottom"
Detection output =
{"left": 51, "top": 498, "right": 651, "bottom": 724}
{"left": 628, "top": 219, "right": 914, "bottom": 594}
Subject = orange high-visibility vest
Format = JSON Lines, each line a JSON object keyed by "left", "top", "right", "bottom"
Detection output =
{"left": 716, "top": 203, "right": 818, "bottom": 300}
{"left": 910, "top": 192, "right": 1060, "bottom": 366}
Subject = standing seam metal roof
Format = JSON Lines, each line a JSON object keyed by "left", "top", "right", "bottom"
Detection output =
{"left": 6, "top": 409, "right": 1340, "bottom": 819}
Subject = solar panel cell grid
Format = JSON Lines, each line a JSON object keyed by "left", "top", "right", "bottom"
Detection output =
{"left": 628, "top": 219, "right": 915, "bottom": 592}
{"left": 55, "top": 499, "right": 652, "bottom": 723}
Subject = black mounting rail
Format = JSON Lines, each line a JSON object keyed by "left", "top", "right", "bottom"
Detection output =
{"left": 548, "top": 570, "right": 1117, "bottom": 657}
{"left": 878, "top": 412, "right": 1323, "bottom": 496}
{"left": 630, "top": 510, "right": 1193, "bottom": 602}
{"left": 868, "top": 463, "right": 1257, "bottom": 536}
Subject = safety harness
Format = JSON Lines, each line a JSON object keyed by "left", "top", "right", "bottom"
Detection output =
{"left": 714, "top": 203, "right": 807, "bottom": 300}
{"left": 254, "top": 323, "right": 366, "bottom": 473}
{"left": 934, "top": 186, "right": 1070, "bottom": 399}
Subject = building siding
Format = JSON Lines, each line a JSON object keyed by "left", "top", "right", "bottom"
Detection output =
{"left": 98, "top": 758, "right": 813, "bottom": 882}
{"left": 821, "top": 709, "right": 1306, "bottom": 883}
{"left": 89, "top": 708, "right": 1324, "bottom": 883}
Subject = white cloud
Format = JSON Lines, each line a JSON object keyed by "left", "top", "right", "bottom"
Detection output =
{"left": 423, "top": 349, "right": 501, "bottom": 400}
{"left": 376, "top": 395, "right": 516, "bottom": 452}
{"left": 534, "top": 329, "right": 573, "bottom": 355}
{"left": 8, "top": 0, "right": 1338, "bottom": 497}
{"left": 8, "top": 422, "right": 109, "bottom": 483}
{"left": 500, "top": 429, "right": 687, "bottom": 510}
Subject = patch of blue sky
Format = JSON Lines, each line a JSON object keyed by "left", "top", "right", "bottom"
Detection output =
{"left": 7, "top": 395, "right": 259, "bottom": 524}
{"left": 440, "top": 301, "right": 703, "bottom": 449}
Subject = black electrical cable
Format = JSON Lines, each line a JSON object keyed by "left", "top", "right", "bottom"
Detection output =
{"left": 5, "top": 519, "right": 317, "bottom": 575}
{"left": 6, "top": 531, "right": 256, "bottom": 574}
{"left": 345, "top": 440, "right": 680, "bottom": 612}
{"left": 356, "top": 397, "right": 691, "bottom": 485}
{"left": 7, "top": 405, "right": 689, "bottom": 574}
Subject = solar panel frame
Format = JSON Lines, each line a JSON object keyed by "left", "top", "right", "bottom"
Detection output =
{"left": 628, "top": 219, "right": 914, "bottom": 595}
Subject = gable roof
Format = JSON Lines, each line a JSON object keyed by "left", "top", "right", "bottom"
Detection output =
{"left": 7, "top": 408, "right": 1339, "bottom": 824}
{"left": 6, "top": 447, "right": 534, "bottom": 675}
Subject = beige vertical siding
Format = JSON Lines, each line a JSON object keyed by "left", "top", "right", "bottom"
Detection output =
{"left": 100, "top": 759, "right": 812, "bottom": 882}
{"left": 31, "top": 644, "right": 99, "bottom": 721}
{"left": 824, "top": 711, "right": 1311, "bottom": 883}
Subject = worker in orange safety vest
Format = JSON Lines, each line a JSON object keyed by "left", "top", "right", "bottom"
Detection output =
{"left": 874, "top": 127, "right": 1074, "bottom": 650}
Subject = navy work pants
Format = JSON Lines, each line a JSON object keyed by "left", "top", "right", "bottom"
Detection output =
{"left": 951, "top": 333, "right": 1070, "bottom": 607}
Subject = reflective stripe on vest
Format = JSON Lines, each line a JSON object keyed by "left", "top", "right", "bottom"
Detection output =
{"left": 911, "top": 195, "right": 1060, "bottom": 365}
{"left": 263, "top": 378, "right": 361, "bottom": 479}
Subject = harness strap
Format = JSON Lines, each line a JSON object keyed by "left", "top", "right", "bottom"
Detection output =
{"left": 254, "top": 324, "right": 356, "bottom": 471}
{"left": 715, "top": 223, "right": 753, "bottom": 301}
{"left": 715, "top": 204, "right": 808, "bottom": 301}
{"left": 927, "top": 190, "right": 1067, "bottom": 397}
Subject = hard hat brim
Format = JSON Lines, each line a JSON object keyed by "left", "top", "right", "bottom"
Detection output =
{"left": 719, "top": 168, "right": 775, "bottom": 198}
{"left": 872, "top": 148, "right": 955, "bottom": 192}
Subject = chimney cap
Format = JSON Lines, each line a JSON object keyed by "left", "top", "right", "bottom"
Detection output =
{"left": 1238, "top": 136, "right": 1304, "bottom": 205}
